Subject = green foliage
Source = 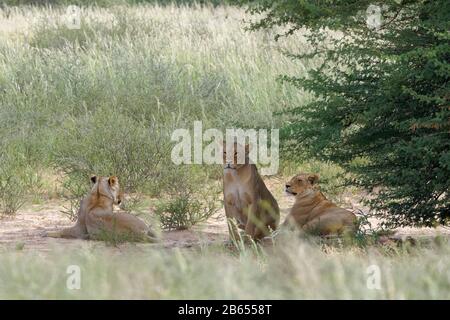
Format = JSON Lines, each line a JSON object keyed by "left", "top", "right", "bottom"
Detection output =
{"left": 155, "top": 193, "right": 219, "bottom": 231}
{"left": 0, "top": 165, "right": 27, "bottom": 216}
{"left": 155, "top": 175, "right": 220, "bottom": 230}
{"left": 59, "top": 176, "right": 87, "bottom": 221}
{"left": 53, "top": 108, "right": 180, "bottom": 218}
{"left": 0, "top": 144, "right": 38, "bottom": 216}
{"left": 245, "top": 0, "right": 450, "bottom": 227}
{"left": 53, "top": 108, "right": 174, "bottom": 193}
{"left": 1, "top": 5, "right": 305, "bottom": 212}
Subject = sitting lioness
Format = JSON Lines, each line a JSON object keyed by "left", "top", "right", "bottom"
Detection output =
{"left": 223, "top": 142, "right": 280, "bottom": 241}
{"left": 45, "top": 175, "right": 157, "bottom": 242}
{"left": 283, "top": 173, "right": 357, "bottom": 236}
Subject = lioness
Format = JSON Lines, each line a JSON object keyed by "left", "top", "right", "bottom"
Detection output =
{"left": 45, "top": 175, "right": 157, "bottom": 242}
{"left": 283, "top": 173, "right": 357, "bottom": 236}
{"left": 223, "top": 142, "right": 280, "bottom": 241}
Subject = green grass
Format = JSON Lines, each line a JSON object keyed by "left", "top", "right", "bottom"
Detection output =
{"left": 0, "top": 4, "right": 318, "bottom": 209}
{"left": 1, "top": 237, "right": 449, "bottom": 299}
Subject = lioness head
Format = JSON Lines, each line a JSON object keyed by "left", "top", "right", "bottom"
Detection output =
{"left": 90, "top": 175, "right": 123, "bottom": 205}
{"left": 285, "top": 173, "right": 319, "bottom": 196}
{"left": 222, "top": 142, "right": 250, "bottom": 170}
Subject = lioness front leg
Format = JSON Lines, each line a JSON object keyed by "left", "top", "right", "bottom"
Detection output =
{"left": 224, "top": 201, "right": 244, "bottom": 243}
{"left": 245, "top": 206, "right": 274, "bottom": 241}
{"left": 245, "top": 204, "right": 266, "bottom": 241}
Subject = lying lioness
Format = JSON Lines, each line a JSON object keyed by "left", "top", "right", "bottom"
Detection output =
{"left": 283, "top": 173, "right": 357, "bottom": 236}
{"left": 223, "top": 142, "right": 280, "bottom": 241}
{"left": 45, "top": 175, "right": 157, "bottom": 242}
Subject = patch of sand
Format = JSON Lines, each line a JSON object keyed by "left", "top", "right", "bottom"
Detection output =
{"left": 0, "top": 178, "right": 448, "bottom": 252}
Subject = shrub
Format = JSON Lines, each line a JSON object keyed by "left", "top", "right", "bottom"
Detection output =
{"left": 0, "top": 148, "right": 31, "bottom": 216}
{"left": 1, "top": 4, "right": 307, "bottom": 213}
{"left": 59, "top": 175, "right": 88, "bottom": 221}
{"left": 245, "top": 0, "right": 450, "bottom": 227}
{"left": 0, "top": 173, "right": 27, "bottom": 216}
{"left": 155, "top": 194, "right": 219, "bottom": 230}
{"left": 52, "top": 107, "right": 183, "bottom": 217}
{"left": 52, "top": 108, "right": 175, "bottom": 192}
{"left": 155, "top": 174, "right": 220, "bottom": 230}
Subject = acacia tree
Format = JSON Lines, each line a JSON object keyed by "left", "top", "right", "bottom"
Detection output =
{"left": 243, "top": 0, "right": 449, "bottom": 227}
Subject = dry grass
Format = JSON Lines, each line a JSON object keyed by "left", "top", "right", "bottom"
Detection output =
{"left": 1, "top": 237, "right": 450, "bottom": 299}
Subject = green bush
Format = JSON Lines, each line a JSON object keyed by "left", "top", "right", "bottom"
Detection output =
{"left": 0, "top": 147, "right": 32, "bottom": 216}
{"left": 1, "top": 4, "right": 307, "bottom": 211}
{"left": 155, "top": 174, "right": 220, "bottom": 230}
{"left": 246, "top": 0, "right": 450, "bottom": 227}
{"left": 59, "top": 175, "right": 88, "bottom": 221}
{"left": 0, "top": 173, "right": 27, "bottom": 216}
{"left": 52, "top": 108, "right": 180, "bottom": 205}
{"left": 155, "top": 195, "right": 219, "bottom": 230}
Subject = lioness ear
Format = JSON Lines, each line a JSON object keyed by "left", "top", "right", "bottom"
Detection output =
{"left": 308, "top": 174, "right": 319, "bottom": 185}
{"left": 108, "top": 176, "right": 118, "bottom": 186}
{"left": 90, "top": 175, "right": 97, "bottom": 184}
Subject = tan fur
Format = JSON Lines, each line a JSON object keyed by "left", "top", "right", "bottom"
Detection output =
{"left": 223, "top": 142, "right": 280, "bottom": 241}
{"left": 44, "top": 175, "right": 157, "bottom": 242}
{"left": 283, "top": 173, "right": 357, "bottom": 236}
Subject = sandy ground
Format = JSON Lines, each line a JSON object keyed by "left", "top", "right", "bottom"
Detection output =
{"left": 0, "top": 178, "right": 290, "bottom": 252}
{"left": 0, "top": 200, "right": 289, "bottom": 252}
{"left": 0, "top": 201, "right": 230, "bottom": 252}
{"left": 0, "top": 178, "right": 448, "bottom": 252}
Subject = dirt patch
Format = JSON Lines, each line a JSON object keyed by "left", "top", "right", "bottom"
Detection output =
{"left": 1, "top": 178, "right": 448, "bottom": 252}
{"left": 0, "top": 201, "right": 229, "bottom": 252}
